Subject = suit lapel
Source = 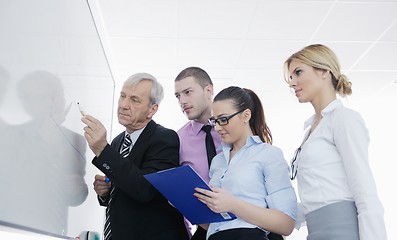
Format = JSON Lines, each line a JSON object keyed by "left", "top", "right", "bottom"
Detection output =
{"left": 127, "top": 120, "right": 156, "bottom": 167}
{"left": 111, "top": 121, "right": 157, "bottom": 197}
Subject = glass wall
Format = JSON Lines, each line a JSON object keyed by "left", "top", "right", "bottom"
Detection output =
{"left": 0, "top": 0, "right": 114, "bottom": 238}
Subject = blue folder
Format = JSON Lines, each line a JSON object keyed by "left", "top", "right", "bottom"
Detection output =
{"left": 144, "top": 165, "right": 236, "bottom": 224}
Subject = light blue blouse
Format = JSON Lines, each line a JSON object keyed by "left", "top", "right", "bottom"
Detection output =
{"left": 207, "top": 135, "right": 297, "bottom": 238}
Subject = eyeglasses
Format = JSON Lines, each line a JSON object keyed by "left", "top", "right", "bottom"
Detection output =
{"left": 290, "top": 146, "right": 301, "bottom": 180}
{"left": 209, "top": 109, "right": 244, "bottom": 126}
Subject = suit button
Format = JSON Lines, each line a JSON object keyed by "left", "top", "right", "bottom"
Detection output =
{"left": 103, "top": 163, "right": 110, "bottom": 170}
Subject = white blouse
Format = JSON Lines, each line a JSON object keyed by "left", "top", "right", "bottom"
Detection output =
{"left": 295, "top": 99, "right": 387, "bottom": 240}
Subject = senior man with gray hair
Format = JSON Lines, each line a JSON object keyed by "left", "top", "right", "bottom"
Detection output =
{"left": 82, "top": 73, "right": 189, "bottom": 240}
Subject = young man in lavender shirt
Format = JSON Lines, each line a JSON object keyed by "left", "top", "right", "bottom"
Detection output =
{"left": 174, "top": 67, "right": 284, "bottom": 240}
{"left": 174, "top": 66, "right": 221, "bottom": 240}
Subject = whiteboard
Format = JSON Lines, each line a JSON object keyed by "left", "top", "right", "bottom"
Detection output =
{"left": 0, "top": 0, "right": 114, "bottom": 237}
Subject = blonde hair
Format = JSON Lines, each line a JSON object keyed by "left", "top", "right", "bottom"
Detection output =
{"left": 284, "top": 44, "right": 352, "bottom": 97}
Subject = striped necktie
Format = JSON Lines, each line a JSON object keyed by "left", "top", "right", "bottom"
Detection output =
{"left": 104, "top": 134, "right": 132, "bottom": 240}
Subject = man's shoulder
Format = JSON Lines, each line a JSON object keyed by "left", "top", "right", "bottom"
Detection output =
{"left": 152, "top": 121, "right": 178, "bottom": 136}
{"left": 113, "top": 131, "right": 125, "bottom": 140}
{"left": 177, "top": 120, "right": 195, "bottom": 139}
{"left": 176, "top": 121, "right": 192, "bottom": 134}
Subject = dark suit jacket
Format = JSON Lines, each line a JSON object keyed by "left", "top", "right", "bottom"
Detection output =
{"left": 92, "top": 120, "right": 189, "bottom": 240}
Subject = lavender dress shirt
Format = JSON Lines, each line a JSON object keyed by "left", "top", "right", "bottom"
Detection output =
{"left": 177, "top": 120, "right": 221, "bottom": 184}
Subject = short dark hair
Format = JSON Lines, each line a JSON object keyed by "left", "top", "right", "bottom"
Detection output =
{"left": 175, "top": 66, "right": 213, "bottom": 89}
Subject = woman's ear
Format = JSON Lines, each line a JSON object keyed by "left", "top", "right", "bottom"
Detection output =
{"left": 243, "top": 109, "right": 251, "bottom": 123}
{"left": 322, "top": 69, "right": 331, "bottom": 79}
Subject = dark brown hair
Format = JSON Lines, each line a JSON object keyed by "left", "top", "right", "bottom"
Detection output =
{"left": 214, "top": 86, "right": 272, "bottom": 144}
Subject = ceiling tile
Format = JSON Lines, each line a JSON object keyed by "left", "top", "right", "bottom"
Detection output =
{"left": 176, "top": 38, "right": 243, "bottom": 68}
{"left": 314, "top": 2, "right": 397, "bottom": 41}
{"left": 353, "top": 42, "right": 397, "bottom": 70}
{"left": 237, "top": 40, "right": 307, "bottom": 69}
{"left": 178, "top": 0, "right": 257, "bottom": 38}
{"left": 381, "top": 21, "right": 397, "bottom": 41}
{"left": 247, "top": 1, "right": 333, "bottom": 40}
{"left": 109, "top": 37, "right": 177, "bottom": 67}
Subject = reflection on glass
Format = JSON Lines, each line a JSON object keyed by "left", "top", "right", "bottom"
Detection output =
{"left": 0, "top": 71, "right": 88, "bottom": 234}
{"left": 0, "top": 65, "right": 9, "bottom": 130}
{"left": 0, "top": 0, "right": 115, "bottom": 237}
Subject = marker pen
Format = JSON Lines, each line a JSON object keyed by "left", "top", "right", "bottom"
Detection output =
{"left": 77, "top": 102, "right": 86, "bottom": 116}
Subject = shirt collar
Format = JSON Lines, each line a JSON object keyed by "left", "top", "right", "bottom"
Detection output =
{"left": 221, "top": 135, "right": 262, "bottom": 151}
{"left": 303, "top": 99, "right": 342, "bottom": 130}
{"left": 126, "top": 126, "right": 145, "bottom": 143}
{"left": 190, "top": 120, "right": 208, "bottom": 135}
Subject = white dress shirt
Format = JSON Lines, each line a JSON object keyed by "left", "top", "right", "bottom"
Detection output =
{"left": 295, "top": 99, "right": 387, "bottom": 240}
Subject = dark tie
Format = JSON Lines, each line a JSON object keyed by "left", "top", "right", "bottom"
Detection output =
{"left": 104, "top": 133, "right": 132, "bottom": 240}
{"left": 202, "top": 125, "right": 216, "bottom": 166}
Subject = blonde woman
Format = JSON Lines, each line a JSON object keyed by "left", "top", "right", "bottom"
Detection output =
{"left": 284, "top": 44, "right": 387, "bottom": 240}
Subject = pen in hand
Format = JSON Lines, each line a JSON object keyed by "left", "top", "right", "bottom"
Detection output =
{"left": 77, "top": 102, "right": 86, "bottom": 116}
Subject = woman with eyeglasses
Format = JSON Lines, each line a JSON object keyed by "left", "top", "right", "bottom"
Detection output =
{"left": 284, "top": 44, "right": 386, "bottom": 240}
{"left": 194, "top": 86, "right": 297, "bottom": 240}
